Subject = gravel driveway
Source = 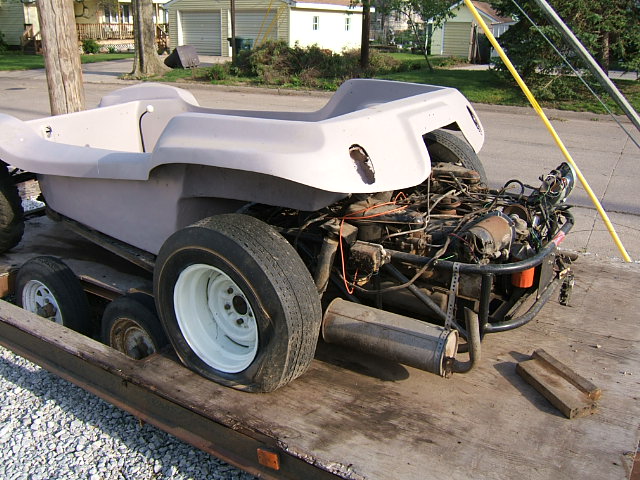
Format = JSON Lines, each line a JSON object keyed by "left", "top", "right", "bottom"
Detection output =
{"left": 0, "top": 345, "right": 257, "bottom": 480}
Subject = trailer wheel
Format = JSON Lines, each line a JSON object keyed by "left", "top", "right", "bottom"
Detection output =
{"left": 154, "top": 214, "right": 322, "bottom": 392}
{"left": 0, "top": 164, "right": 24, "bottom": 253}
{"left": 424, "top": 129, "right": 487, "bottom": 184}
{"left": 16, "top": 256, "right": 90, "bottom": 334}
{"left": 101, "top": 293, "right": 168, "bottom": 360}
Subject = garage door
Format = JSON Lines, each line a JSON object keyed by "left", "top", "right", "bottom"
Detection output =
{"left": 442, "top": 22, "right": 472, "bottom": 58}
{"left": 236, "top": 10, "right": 277, "bottom": 45}
{"left": 180, "top": 11, "right": 222, "bottom": 55}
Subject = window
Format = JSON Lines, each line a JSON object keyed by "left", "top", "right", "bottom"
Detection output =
{"left": 345, "top": 16, "right": 350, "bottom": 31}
{"left": 104, "top": 5, "right": 118, "bottom": 24}
{"left": 312, "top": 16, "right": 319, "bottom": 31}
{"left": 121, "top": 5, "right": 132, "bottom": 24}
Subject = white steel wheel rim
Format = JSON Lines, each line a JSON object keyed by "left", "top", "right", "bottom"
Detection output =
{"left": 22, "top": 279, "right": 63, "bottom": 325}
{"left": 173, "top": 264, "right": 258, "bottom": 373}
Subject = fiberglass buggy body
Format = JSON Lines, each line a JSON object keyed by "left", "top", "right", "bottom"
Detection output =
{"left": 0, "top": 79, "right": 575, "bottom": 392}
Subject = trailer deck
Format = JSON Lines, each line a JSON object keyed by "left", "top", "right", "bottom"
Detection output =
{"left": 0, "top": 216, "right": 638, "bottom": 479}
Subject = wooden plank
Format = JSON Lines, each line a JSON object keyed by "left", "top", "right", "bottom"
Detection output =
{"left": 516, "top": 354, "right": 598, "bottom": 419}
{"left": 533, "top": 348, "right": 602, "bottom": 400}
{"left": 0, "top": 302, "right": 336, "bottom": 480}
{"left": 0, "top": 270, "right": 12, "bottom": 298}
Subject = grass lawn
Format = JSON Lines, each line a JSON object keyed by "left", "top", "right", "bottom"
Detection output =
{"left": 378, "top": 68, "right": 527, "bottom": 106}
{"left": 0, "top": 51, "right": 133, "bottom": 71}
{"left": 379, "top": 54, "right": 640, "bottom": 114}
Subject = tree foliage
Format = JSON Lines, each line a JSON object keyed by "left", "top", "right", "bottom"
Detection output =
{"left": 491, "top": 0, "right": 640, "bottom": 98}
{"left": 389, "top": 0, "right": 454, "bottom": 70}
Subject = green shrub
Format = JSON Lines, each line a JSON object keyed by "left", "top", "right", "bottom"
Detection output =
{"left": 107, "top": 45, "right": 117, "bottom": 54}
{"left": 238, "top": 41, "right": 358, "bottom": 87}
{"left": 224, "top": 41, "right": 417, "bottom": 88}
{"left": 82, "top": 39, "right": 100, "bottom": 54}
{"left": 368, "top": 51, "right": 403, "bottom": 75}
{"left": 206, "top": 63, "right": 228, "bottom": 81}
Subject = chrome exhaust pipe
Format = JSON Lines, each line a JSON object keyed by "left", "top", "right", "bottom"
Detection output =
{"left": 322, "top": 299, "right": 458, "bottom": 377}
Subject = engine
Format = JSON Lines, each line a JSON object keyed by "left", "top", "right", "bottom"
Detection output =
{"left": 247, "top": 160, "right": 574, "bottom": 336}
{"left": 336, "top": 161, "right": 574, "bottom": 277}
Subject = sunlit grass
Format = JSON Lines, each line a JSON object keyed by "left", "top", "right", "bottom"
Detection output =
{"left": 0, "top": 51, "right": 133, "bottom": 71}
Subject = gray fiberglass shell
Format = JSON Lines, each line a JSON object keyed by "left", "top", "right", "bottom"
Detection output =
{"left": 0, "top": 79, "right": 484, "bottom": 254}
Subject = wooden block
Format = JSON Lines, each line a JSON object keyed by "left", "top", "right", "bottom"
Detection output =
{"left": 0, "top": 270, "right": 16, "bottom": 298}
{"left": 517, "top": 351, "right": 599, "bottom": 419}
{"left": 532, "top": 349, "right": 601, "bottom": 400}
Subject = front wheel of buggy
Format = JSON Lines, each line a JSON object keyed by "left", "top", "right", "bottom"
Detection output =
{"left": 424, "top": 129, "right": 487, "bottom": 184}
{"left": 153, "top": 214, "right": 322, "bottom": 392}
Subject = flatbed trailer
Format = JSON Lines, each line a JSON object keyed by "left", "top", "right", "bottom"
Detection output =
{"left": 0, "top": 215, "right": 638, "bottom": 479}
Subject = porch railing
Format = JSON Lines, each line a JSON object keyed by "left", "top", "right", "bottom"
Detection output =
{"left": 75, "top": 23, "right": 170, "bottom": 50}
{"left": 76, "top": 23, "right": 134, "bottom": 40}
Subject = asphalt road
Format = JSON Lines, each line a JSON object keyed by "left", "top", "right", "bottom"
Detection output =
{"left": 0, "top": 60, "right": 638, "bottom": 261}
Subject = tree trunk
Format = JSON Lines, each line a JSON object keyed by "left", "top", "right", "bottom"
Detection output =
{"left": 36, "top": 0, "right": 85, "bottom": 115}
{"left": 129, "top": 0, "right": 170, "bottom": 78}
{"left": 360, "top": 0, "right": 371, "bottom": 70}
{"left": 598, "top": 31, "right": 610, "bottom": 74}
{"left": 407, "top": 18, "right": 433, "bottom": 72}
{"left": 230, "top": 0, "right": 237, "bottom": 65}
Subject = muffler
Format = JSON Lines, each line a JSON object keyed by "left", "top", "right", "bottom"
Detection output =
{"left": 322, "top": 299, "right": 458, "bottom": 377}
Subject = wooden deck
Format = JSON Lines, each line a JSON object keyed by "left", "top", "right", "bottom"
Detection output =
{"left": 1, "top": 216, "right": 638, "bottom": 479}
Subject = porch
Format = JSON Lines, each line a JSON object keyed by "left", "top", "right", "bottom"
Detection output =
{"left": 76, "top": 23, "right": 170, "bottom": 52}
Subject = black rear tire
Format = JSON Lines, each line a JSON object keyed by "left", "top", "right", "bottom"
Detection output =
{"left": 101, "top": 293, "right": 168, "bottom": 359}
{"left": 0, "top": 164, "right": 24, "bottom": 253}
{"left": 424, "top": 129, "right": 487, "bottom": 184}
{"left": 16, "top": 256, "right": 90, "bottom": 334}
{"left": 154, "top": 214, "right": 322, "bottom": 392}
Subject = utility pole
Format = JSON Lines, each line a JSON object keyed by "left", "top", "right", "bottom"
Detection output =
{"left": 230, "top": 0, "right": 237, "bottom": 65}
{"left": 36, "top": 0, "right": 85, "bottom": 115}
{"left": 360, "top": 0, "right": 370, "bottom": 69}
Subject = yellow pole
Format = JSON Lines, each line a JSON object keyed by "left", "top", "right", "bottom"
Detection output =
{"left": 463, "top": 0, "right": 632, "bottom": 262}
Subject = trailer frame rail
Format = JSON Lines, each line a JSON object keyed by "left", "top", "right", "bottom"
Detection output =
{"left": 0, "top": 299, "right": 340, "bottom": 480}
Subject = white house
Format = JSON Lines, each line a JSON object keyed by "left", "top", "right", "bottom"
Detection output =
{"left": 430, "top": 1, "right": 514, "bottom": 59}
{"left": 164, "top": 0, "right": 365, "bottom": 56}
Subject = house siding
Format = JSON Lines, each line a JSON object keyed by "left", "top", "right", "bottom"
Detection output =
{"left": 0, "top": 2, "right": 27, "bottom": 46}
{"left": 236, "top": 10, "right": 278, "bottom": 47}
{"left": 429, "top": 2, "right": 496, "bottom": 58}
{"left": 442, "top": 22, "right": 471, "bottom": 57}
{"left": 289, "top": 8, "right": 361, "bottom": 53}
{"left": 167, "top": 0, "right": 289, "bottom": 57}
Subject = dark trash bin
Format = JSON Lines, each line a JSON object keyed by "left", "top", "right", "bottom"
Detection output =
{"left": 227, "top": 37, "right": 253, "bottom": 51}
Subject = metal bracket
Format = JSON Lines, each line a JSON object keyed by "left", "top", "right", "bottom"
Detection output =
{"left": 559, "top": 271, "right": 575, "bottom": 306}
{"left": 445, "top": 262, "right": 461, "bottom": 329}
